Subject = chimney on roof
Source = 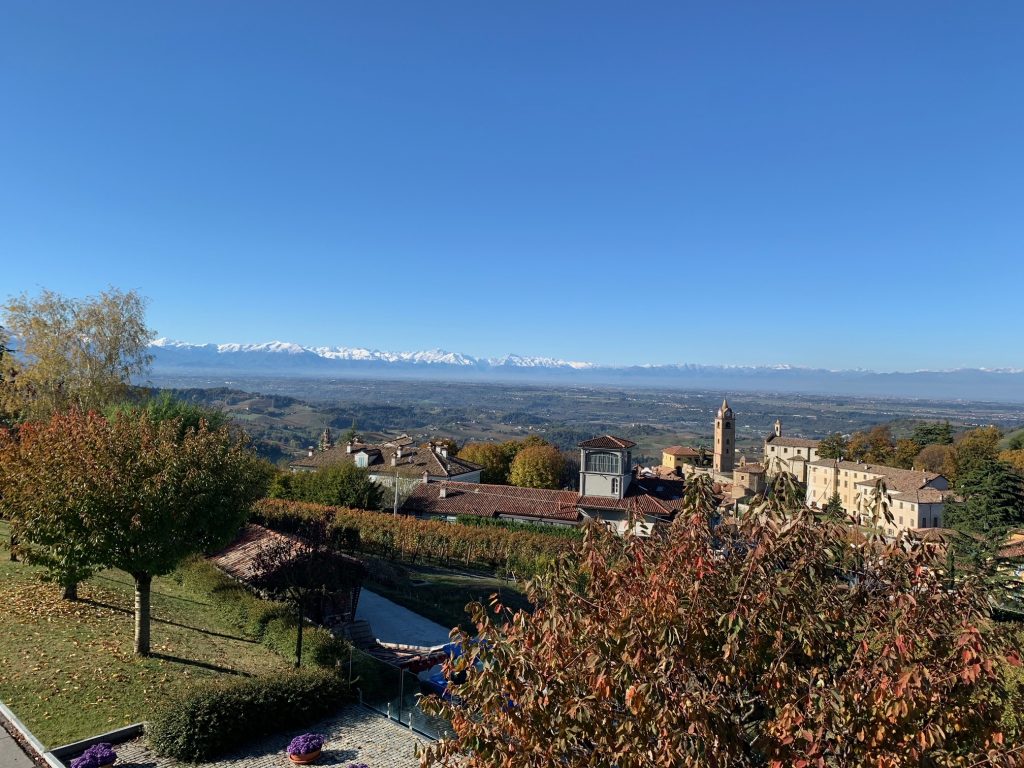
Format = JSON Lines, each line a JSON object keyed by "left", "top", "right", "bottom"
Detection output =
{"left": 397, "top": 447, "right": 403, "bottom": 459}
{"left": 307, "top": 448, "right": 314, "bottom": 457}
{"left": 441, "top": 447, "right": 448, "bottom": 459}
{"left": 391, "top": 456, "right": 397, "bottom": 467}
{"left": 423, "top": 470, "right": 429, "bottom": 483}
{"left": 439, "top": 485, "right": 447, "bottom": 499}
{"left": 346, "top": 442, "right": 353, "bottom": 454}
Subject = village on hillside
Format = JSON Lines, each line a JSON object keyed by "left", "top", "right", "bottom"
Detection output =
{"left": 288, "top": 397, "right": 956, "bottom": 541}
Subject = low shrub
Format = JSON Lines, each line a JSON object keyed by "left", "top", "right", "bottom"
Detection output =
{"left": 178, "top": 559, "right": 350, "bottom": 667}
{"left": 147, "top": 669, "right": 352, "bottom": 762}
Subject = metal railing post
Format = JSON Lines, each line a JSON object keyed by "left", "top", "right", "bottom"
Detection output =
{"left": 399, "top": 667, "right": 405, "bottom": 724}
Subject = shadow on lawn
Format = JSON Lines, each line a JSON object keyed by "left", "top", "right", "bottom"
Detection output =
{"left": 93, "top": 574, "right": 212, "bottom": 607}
{"left": 78, "top": 598, "right": 260, "bottom": 644}
{"left": 148, "top": 652, "right": 253, "bottom": 676}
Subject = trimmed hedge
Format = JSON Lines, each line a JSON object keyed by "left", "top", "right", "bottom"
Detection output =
{"left": 252, "top": 498, "right": 571, "bottom": 579}
{"left": 177, "top": 558, "right": 349, "bottom": 667}
{"left": 147, "top": 669, "right": 352, "bottom": 761}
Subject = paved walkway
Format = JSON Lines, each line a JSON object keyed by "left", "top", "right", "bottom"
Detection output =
{"left": 81, "top": 705, "right": 425, "bottom": 768}
{"left": 355, "top": 589, "right": 453, "bottom": 647}
{"left": 0, "top": 723, "right": 38, "bottom": 768}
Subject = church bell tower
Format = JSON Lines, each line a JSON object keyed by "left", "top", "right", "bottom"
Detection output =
{"left": 713, "top": 398, "right": 735, "bottom": 474}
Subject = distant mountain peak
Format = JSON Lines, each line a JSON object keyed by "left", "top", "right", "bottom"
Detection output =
{"left": 144, "top": 339, "right": 1024, "bottom": 402}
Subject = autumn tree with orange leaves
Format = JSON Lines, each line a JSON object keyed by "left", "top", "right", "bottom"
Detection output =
{"left": 421, "top": 473, "right": 1022, "bottom": 768}
{"left": 0, "top": 408, "right": 262, "bottom": 655}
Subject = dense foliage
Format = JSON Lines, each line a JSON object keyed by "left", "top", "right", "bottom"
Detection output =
{"left": 456, "top": 514, "right": 584, "bottom": 540}
{"left": 947, "top": 460, "right": 1024, "bottom": 536}
{"left": 0, "top": 287, "right": 153, "bottom": 420}
{"left": 421, "top": 480, "right": 1022, "bottom": 768}
{"left": 253, "top": 498, "right": 569, "bottom": 579}
{"left": 269, "top": 463, "right": 383, "bottom": 510}
{"left": 147, "top": 669, "right": 351, "bottom": 761}
{"left": 508, "top": 444, "right": 566, "bottom": 489}
{"left": 105, "top": 390, "right": 229, "bottom": 436}
{"left": 0, "top": 408, "right": 263, "bottom": 654}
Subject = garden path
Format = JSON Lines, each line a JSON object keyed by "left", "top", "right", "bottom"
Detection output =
{"left": 64, "top": 704, "right": 425, "bottom": 767}
{"left": 0, "top": 724, "right": 37, "bottom": 768}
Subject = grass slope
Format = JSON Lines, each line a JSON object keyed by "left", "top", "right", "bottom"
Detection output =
{"left": 0, "top": 524, "right": 291, "bottom": 747}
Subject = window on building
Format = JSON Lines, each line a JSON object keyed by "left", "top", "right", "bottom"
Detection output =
{"left": 355, "top": 453, "right": 368, "bottom": 468}
{"left": 725, "top": 422, "right": 731, "bottom": 429}
{"left": 585, "top": 451, "right": 620, "bottom": 474}
{"left": 611, "top": 478, "right": 619, "bottom": 494}
{"left": 784, "top": 448, "right": 789, "bottom": 454}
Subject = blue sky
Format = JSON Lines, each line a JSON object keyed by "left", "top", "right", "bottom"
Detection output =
{"left": 2, "top": 2, "right": 1022, "bottom": 370}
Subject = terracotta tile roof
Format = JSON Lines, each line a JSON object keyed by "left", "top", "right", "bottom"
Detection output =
{"left": 578, "top": 435, "right": 637, "bottom": 449}
{"left": 765, "top": 435, "right": 821, "bottom": 449}
{"left": 401, "top": 471, "right": 684, "bottom": 524}
{"left": 208, "top": 524, "right": 362, "bottom": 582}
{"left": 290, "top": 439, "right": 482, "bottom": 479}
{"left": 401, "top": 482, "right": 582, "bottom": 522}
{"left": 812, "top": 460, "right": 951, "bottom": 505}
{"left": 663, "top": 445, "right": 701, "bottom": 457}
{"left": 735, "top": 463, "right": 766, "bottom": 474}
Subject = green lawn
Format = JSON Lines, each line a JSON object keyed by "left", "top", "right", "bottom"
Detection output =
{"left": 365, "top": 560, "right": 532, "bottom": 634}
{"left": 0, "top": 523, "right": 292, "bottom": 748}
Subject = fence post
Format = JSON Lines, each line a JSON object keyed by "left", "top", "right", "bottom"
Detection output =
{"left": 399, "top": 667, "right": 405, "bottom": 724}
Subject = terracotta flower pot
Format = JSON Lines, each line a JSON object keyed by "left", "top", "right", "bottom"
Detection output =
{"left": 288, "top": 749, "right": 322, "bottom": 765}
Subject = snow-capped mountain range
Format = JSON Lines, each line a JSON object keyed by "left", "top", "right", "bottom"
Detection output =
{"left": 147, "top": 339, "right": 1024, "bottom": 402}
{"left": 150, "top": 339, "right": 595, "bottom": 370}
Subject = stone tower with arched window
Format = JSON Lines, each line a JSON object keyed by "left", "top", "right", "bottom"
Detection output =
{"left": 578, "top": 435, "right": 636, "bottom": 499}
{"left": 713, "top": 398, "right": 735, "bottom": 474}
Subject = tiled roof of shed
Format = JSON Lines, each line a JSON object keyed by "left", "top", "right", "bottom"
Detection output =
{"left": 209, "top": 524, "right": 365, "bottom": 584}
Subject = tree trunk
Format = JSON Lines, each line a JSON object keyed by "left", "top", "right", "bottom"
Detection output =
{"left": 134, "top": 572, "right": 152, "bottom": 656}
{"left": 62, "top": 580, "right": 78, "bottom": 601}
{"left": 294, "top": 597, "right": 304, "bottom": 668}
{"left": 9, "top": 533, "right": 17, "bottom": 562}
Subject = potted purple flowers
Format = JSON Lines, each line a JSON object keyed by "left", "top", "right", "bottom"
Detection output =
{"left": 69, "top": 743, "right": 117, "bottom": 768}
{"left": 286, "top": 733, "right": 326, "bottom": 764}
